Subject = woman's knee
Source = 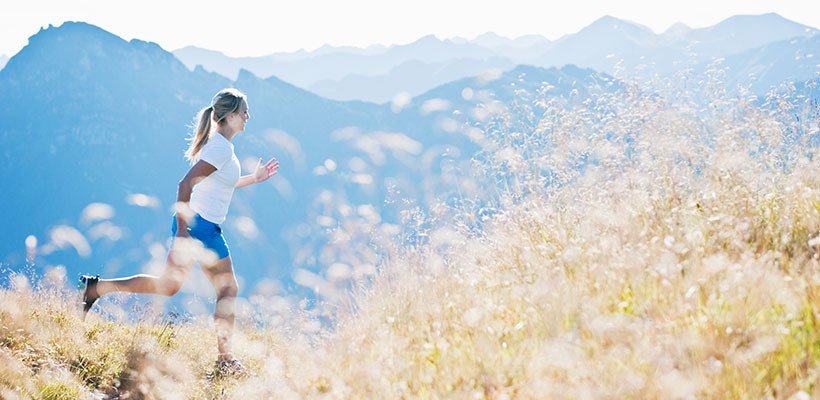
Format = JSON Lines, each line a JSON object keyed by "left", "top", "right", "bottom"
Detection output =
{"left": 218, "top": 279, "right": 238, "bottom": 298}
{"left": 160, "top": 277, "right": 185, "bottom": 296}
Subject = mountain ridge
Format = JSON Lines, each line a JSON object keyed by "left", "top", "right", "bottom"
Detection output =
{"left": 169, "top": 13, "right": 817, "bottom": 102}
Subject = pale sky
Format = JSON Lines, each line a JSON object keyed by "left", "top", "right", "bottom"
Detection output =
{"left": 1, "top": 0, "right": 817, "bottom": 57}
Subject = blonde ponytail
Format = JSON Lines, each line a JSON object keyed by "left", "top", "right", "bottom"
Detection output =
{"left": 185, "top": 106, "right": 214, "bottom": 164}
{"left": 184, "top": 88, "right": 247, "bottom": 164}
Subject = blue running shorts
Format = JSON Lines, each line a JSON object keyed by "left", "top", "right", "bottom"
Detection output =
{"left": 170, "top": 214, "right": 230, "bottom": 260}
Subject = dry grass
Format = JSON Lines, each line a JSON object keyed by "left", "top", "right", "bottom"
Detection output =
{"left": 2, "top": 75, "right": 819, "bottom": 399}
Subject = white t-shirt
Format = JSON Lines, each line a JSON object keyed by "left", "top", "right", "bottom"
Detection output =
{"left": 189, "top": 133, "right": 241, "bottom": 224}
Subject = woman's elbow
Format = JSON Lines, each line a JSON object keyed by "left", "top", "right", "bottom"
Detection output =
{"left": 178, "top": 179, "right": 192, "bottom": 192}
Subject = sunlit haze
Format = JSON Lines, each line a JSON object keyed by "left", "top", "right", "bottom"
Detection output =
{"left": 1, "top": 0, "right": 816, "bottom": 57}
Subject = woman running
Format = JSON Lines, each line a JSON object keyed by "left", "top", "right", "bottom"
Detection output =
{"left": 80, "top": 88, "right": 278, "bottom": 375}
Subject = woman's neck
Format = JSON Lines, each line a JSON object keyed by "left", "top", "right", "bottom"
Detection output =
{"left": 216, "top": 128, "right": 237, "bottom": 142}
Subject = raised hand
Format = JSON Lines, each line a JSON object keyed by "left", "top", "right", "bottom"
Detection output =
{"left": 253, "top": 157, "right": 279, "bottom": 183}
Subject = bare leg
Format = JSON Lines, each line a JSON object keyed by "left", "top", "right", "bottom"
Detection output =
{"left": 201, "top": 256, "right": 239, "bottom": 358}
{"left": 96, "top": 250, "right": 193, "bottom": 297}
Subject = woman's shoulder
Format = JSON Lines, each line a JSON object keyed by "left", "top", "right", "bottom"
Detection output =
{"left": 203, "top": 135, "right": 232, "bottom": 151}
{"left": 198, "top": 135, "right": 233, "bottom": 164}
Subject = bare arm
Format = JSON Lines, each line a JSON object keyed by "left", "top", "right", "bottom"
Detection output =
{"left": 175, "top": 160, "right": 217, "bottom": 236}
{"left": 235, "top": 174, "right": 258, "bottom": 189}
{"left": 235, "top": 157, "right": 279, "bottom": 189}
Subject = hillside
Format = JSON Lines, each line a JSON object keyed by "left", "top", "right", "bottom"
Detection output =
{"left": 1, "top": 74, "right": 818, "bottom": 398}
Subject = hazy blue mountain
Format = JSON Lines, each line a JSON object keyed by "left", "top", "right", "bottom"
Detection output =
{"left": 173, "top": 33, "right": 552, "bottom": 102}
{"left": 302, "top": 43, "right": 388, "bottom": 58}
{"left": 172, "top": 46, "right": 266, "bottom": 80}
{"left": 276, "top": 35, "right": 494, "bottom": 87}
{"left": 172, "top": 13, "right": 816, "bottom": 103}
{"left": 511, "top": 35, "right": 551, "bottom": 48}
{"left": 718, "top": 35, "right": 820, "bottom": 94}
{"left": 0, "top": 54, "right": 7, "bottom": 71}
{"left": 661, "top": 23, "right": 692, "bottom": 39}
{"left": 490, "top": 35, "right": 552, "bottom": 62}
{"left": 532, "top": 13, "right": 818, "bottom": 84}
{"left": 535, "top": 15, "right": 659, "bottom": 73}
{"left": 453, "top": 32, "right": 552, "bottom": 62}
{"left": 411, "top": 64, "right": 614, "bottom": 112}
{"left": 175, "top": 31, "right": 550, "bottom": 90}
{"left": 174, "top": 35, "right": 498, "bottom": 89}
{"left": 307, "top": 57, "right": 517, "bottom": 103}
{"left": 684, "top": 13, "right": 817, "bottom": 59}
{"left": 664, "top": 14, "right": 818, "bottom": 80}
{"left": 173, "top": 43, "right": 390, "bottom": 81}
{"left": 1, "top": 22, "right": 608, "bottom": 302}
{"left": 467, "top": 32, "right": 515, "bottom": 48}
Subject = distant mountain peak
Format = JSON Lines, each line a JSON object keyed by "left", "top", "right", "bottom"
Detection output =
{"left": 173, "top": 45, "right": 228, "bottom": 57}
{"left": 686, "top": 12, "right": 817, "bottom": 55}
{"left": 471, "top": 32, "right": 512, "bottom": 48}
{"left": 590, "top": 15, "right": 646, "bottom": 28}
{"left": 20, "top": 21, "right": 127, "bottom": 58}
{"left": 315, "top": 44, "right": 338, "bottom": 52}
{"left": 584, "top": 15, "right": 655, "bottom": 34}
{"left": 412, "top": 34, "right": 442, "bottom": 45}
{"left": 722, "top": 12, "right": 785, "bottom": 23}
{"left": 509, "top": 34, "right": 551, "bottom": 48}
{"left": 663, "top": 22, "right": 692, "bottom": 37}
{"left": 4, "top": 19, "right": 197, "bottom": 88}
{"left": 34, "top": 21, "right": 114, "bottom": 38}
{"left": 236, "top": 68, "right": 258, "bottom": 81}
{"left": 475, "top": 32, "right": 506, "bottom": 40}
{"left": 592, "top": 15, "right": 621, "bottom": 24}
{"left": 711, "top": 12, "right": 814, "bottom": 32}
{"left": 24, "top": 20, "right": 168, "bottom": 56}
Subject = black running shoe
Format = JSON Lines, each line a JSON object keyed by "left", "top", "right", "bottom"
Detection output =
{"left": 79, "top": 275, "right": 100, "bottom": 317}
{"left": 217, "top": 356, "right": 248, "bottom": 376}
{"left": 205, "top": 356, "right": 249, "bottom": 381}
